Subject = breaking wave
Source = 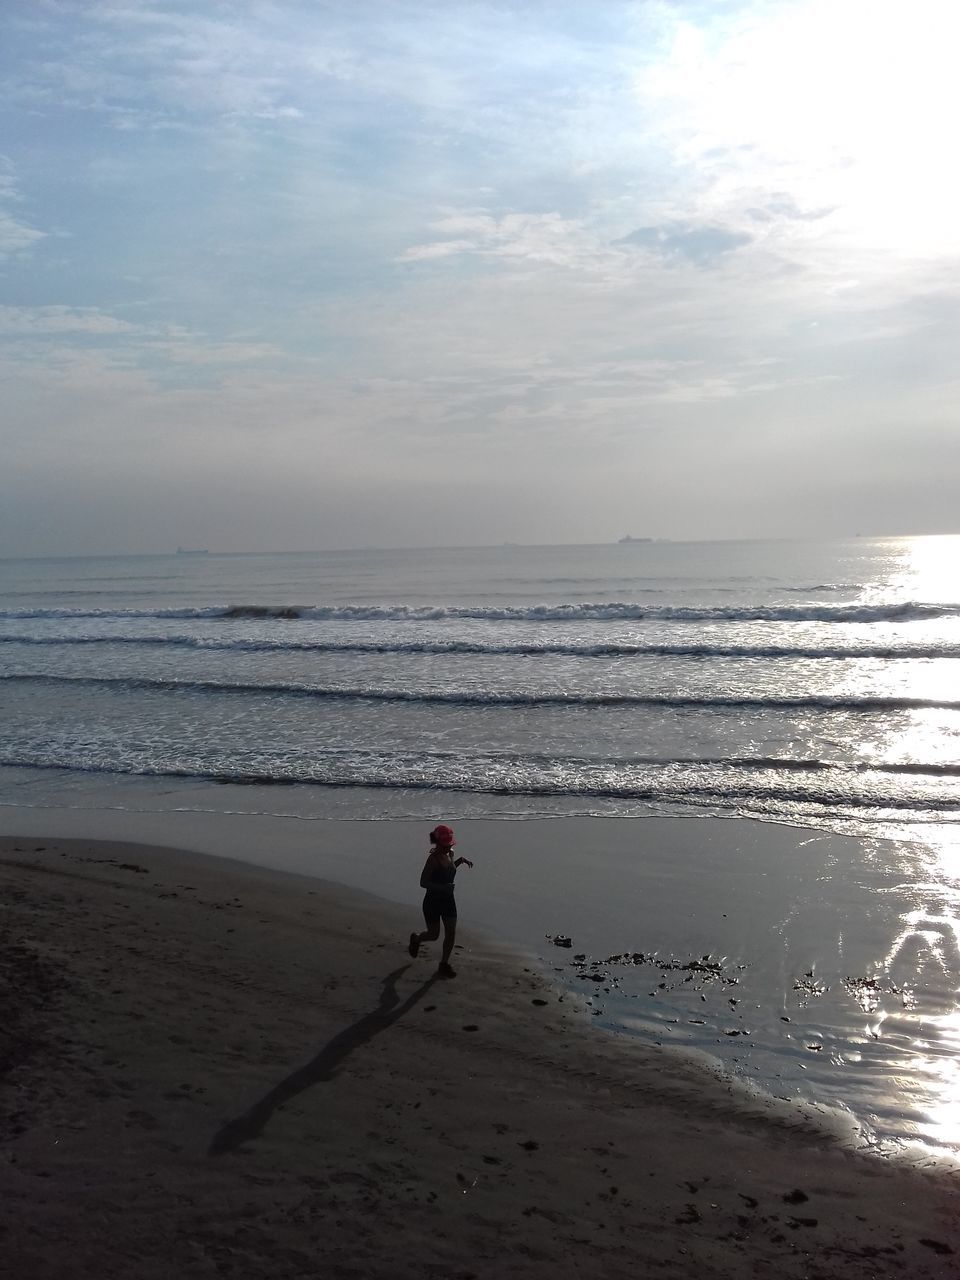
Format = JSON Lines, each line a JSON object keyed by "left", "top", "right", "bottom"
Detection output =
{"left": 4, "top": 672, "right": 960, "bottom": 713}
{"left": 2, "top": 750, "right": 958, "bottom": 816}
{"left": 0, "top": 633, "right": 957, "bottom": 660}
{"left": 1, "top": 600, "right": 957, "bottom": 624}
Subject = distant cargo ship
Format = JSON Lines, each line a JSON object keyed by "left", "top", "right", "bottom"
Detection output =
{"left": 176, "top": 547, "right": 209, "bottom": 555}
{"left": 618, "top": 535, "right": 652, "bottom": 543}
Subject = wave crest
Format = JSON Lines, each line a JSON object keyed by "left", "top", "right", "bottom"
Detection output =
{"left": 0, "top": 633, "right": 957, "bottom": 660}
{"left": 1, "top": 600, "right": 956, "bottom": 624}
{"left": 5, "top": 672, "right": 959, "bottom": 713}
{"left": 2, "top": 751, "right": 958, "bottom": 815}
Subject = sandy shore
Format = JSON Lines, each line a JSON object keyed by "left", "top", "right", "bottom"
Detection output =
{"left": 2, "top": 833, "right": 958, "bottom": 1279}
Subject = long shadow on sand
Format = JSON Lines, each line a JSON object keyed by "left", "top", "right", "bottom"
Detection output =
{"left": 209, "top": 963, "right": 438, "bottom": 1155}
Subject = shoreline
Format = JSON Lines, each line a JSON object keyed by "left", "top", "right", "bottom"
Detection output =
{"left": 2, "top": 832, "right": 958, "bottom": 1278}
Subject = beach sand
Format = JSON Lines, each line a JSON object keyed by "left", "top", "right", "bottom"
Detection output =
{"left": 2, "top": 832, "right": 958, "bottom": 1279}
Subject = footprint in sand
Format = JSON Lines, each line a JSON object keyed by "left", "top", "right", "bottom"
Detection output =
{"left": 125, "top": 1109, "right": 160, "bottom": 1130}
{"left": 675, "top": 1205, "right": 701, "bottom": 1225}
{"left": 919, "top": 1239, "right": 954, "bottom": 1255}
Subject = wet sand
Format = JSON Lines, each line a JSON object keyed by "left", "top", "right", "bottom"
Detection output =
{"left": 2, "top": 833, "right": 958, "bottom": 1279}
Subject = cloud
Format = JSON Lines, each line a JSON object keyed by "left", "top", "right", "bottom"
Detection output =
{"left": 619, "top": 221, "right": 752, "bottom": 265}
{"left": 401, "top": 211, "right": 619, "bottom": 272}
{"left": 401, "top": 238, "right": 478, "bottom": 263}
{"left": 0, "top": 157, "right": 45, "bottom": 258}
{"left": 0, "top": 212, "right": 45, "bottom": 257}
{"left": 0, "top": 305, "right": 138, "bottom": 335}
{"left": 746, "top": 193, "right": 835, "bottom": 223}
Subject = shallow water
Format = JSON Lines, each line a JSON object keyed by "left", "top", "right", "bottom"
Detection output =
{"left": 524, "top": 820, "right": 960, "bottom": 1158}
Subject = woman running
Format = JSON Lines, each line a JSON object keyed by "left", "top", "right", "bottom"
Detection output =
{"left": 408, "top": 824, "right": 473, "bottom": 978}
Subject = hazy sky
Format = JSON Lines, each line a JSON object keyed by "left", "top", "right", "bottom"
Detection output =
{"left": 2, "top": 0, "right": 958, "bottom": 554}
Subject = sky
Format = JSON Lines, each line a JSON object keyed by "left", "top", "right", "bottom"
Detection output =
{"left": 1, "top": 0, "right": 958, "bottom": 555}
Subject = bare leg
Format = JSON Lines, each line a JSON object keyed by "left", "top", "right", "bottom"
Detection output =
{"left": 408, "top": 919, "right": 440, "bottom": 957}
{"left": 440, "top": 920, "right": 456, "bottom": 968}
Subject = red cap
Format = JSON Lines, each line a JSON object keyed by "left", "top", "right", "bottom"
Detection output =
{"left": 430, "top": 824, "right": 456, "bottom": 847}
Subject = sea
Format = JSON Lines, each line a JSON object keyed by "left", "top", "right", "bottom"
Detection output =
{"left": 2, "top": 536, "right": 959, "bottom": 1156}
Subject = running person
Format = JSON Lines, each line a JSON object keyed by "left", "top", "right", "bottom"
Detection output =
{"left": 408, "top": 824, "right": 473, "bottom": 978}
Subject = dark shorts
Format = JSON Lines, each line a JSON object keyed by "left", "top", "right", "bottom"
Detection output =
{"left": 422, "top": 890, "right": 457, "bottom": 925}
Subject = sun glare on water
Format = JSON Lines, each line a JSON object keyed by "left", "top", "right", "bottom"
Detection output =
{"left": 881, "top": 902, "right": 960, "bottom": 1151}
{"left": 856, "top": 535, "right": 960, "bottom": 607}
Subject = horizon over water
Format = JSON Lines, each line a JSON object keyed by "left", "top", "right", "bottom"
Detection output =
{"left": 4, "top": 527, "right": 958, "bottom": 562}
{"left": 1, "top": 534, "right": 959, "bottom": 1159}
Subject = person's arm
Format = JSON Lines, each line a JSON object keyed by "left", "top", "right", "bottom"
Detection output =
{"left": 455, "top": 857, "right": 473, "bottom": 868}
{"left": 420, "top": 855, "right": 440, "bottom": 889}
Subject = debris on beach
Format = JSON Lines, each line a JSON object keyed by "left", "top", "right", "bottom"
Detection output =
{"left": 842, "top": 974, "right": 910, "bottom": 1012}
{"left": 550, "top": 934, "right": 573, "bottom": 948}
{"left": 792, "top": 971, "right": 828, "bottom": 1003}
{"left": 562, "top": 948, "right": 744, "bottom": 997}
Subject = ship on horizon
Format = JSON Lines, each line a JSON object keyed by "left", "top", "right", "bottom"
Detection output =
{"left": 176, "top": 546, "right": 209, "bottom": 555}
{"left": 618, "top": 535, "right": 652, "bottom": 543}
